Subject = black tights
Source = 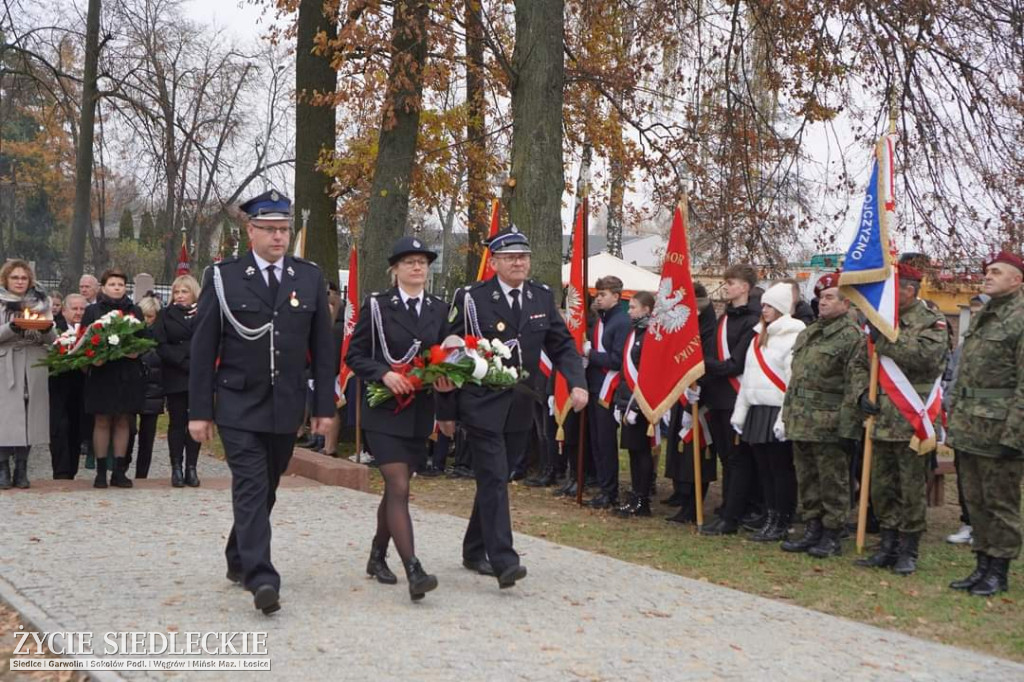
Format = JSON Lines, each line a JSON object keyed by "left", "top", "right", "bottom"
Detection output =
{"left": 374, "top": 463, "right": 415, "bottom": 564}
{"left": 628, "top": 446, "right": 653, "bottom": 498}
{"left": 167, "top": 392, "right": 200, "bottom": 467}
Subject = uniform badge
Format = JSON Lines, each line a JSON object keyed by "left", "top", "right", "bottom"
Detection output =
{"left": 290, "top": 291, "right": 300, "bottom": 307}
{"left": 510, "top": 225, "right": 519, "bottom": 234}
{"left": 412, "top": 239, "right": 422, "bottom": 248}
{"left": 492, "top": 290, "right": 501, "bottom": 302}
{"left": 245, "top": 266, "right": 256, "bottom": 276}
{"left": 448, "top": 306, "right": 458, "bottom": 323}
{"left": 425, "top": 297, "right": 432, "bottom": 306}
{"left": 496, "top": 321, "right": 506, "bottom": 332}
{"left": 286, "top": 266, "right": 295, "bottom": 277}
{"left": 526, "top": 289, "right": 533, "bottom": 300}
{"left": 271, "top": 190, "right": 280, "bottom": 201}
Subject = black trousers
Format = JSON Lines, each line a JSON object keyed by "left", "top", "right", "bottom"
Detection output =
{"left": 628, "top": 446, "right": 653, "bottom": 498}
{"left": 220, "top": 426, "right": 297, "bottom": 591}
{"left": 752, "top": 441, "right": 797, "bottom": 517}
{"left": 48, "top": 377, "right": 82, "bottom": 479}
{"left": 135, "top": 414, "right": 159, "bottom": 478}
{"left": 707, "top": 409, "right": 738, "bottom": 502}
{"left": 462, "top": 425, "right": 528, "bottom": 573}
{"left": 953, "top": 450, "right": 971, "bottom": 526}
{"left": 720, "top": 436, "right": 758, "bottom": 523}
{"left": 588, "top": 399, "right": 620, "bottom": 499}
{"left": 166, "top": 392, "right": 200, "bottom": 467}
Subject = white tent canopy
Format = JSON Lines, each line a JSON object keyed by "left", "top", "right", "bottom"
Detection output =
{"left": 562, "top": 252, "right": 662, "bottom": 293}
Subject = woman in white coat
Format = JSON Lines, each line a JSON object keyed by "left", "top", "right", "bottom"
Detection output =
{"left": 731, "top": 283, "right": 805, "bottom": 541}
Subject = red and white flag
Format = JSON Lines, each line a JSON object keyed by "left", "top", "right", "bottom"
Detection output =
{"left": 175, "top": 233, "right": 190, "bottom": 276}
{"left": 475, "top": 198, "right": 502, "bottom": 282}
{"left": 335, "top": 247, "right": 359, "bottom": 407}
{"left": 553, "top": 199, "right": 587, "bottom": 440}
{"left": 634, "top": 200, "right": 705, "bottom": 427}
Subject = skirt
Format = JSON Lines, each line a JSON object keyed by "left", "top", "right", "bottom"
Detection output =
{"left": 741, "top": 405, "right": 782, "bottom": 446}
{"left": 364, "top": 430, "right": 428, "bottom": 467}
{"left": 84, "top": 358, "right": 145, "bottom": 415}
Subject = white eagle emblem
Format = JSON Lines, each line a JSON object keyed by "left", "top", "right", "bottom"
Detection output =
{"left": 343, "top": 302, "right": 356, "bottom": 338}
{"left": 648, "top": 278, "right": 691, "bottom": 341}
{"left": 564, "top": 284, "right": 583, "bottom": 332}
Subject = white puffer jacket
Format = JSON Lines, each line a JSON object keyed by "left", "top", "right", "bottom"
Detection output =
{"left": 730, "top": 315, "right": 805, "bottom": 432}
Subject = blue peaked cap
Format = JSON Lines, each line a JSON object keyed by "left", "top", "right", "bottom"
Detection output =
{"left": 488, "top": 225, "right": 531, "bottom": 254}
{"left": 240, "top": 190, "right": 292, "bottom": 220}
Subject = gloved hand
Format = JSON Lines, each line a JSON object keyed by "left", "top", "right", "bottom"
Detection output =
{"left": 731, "top": 422, "right": 743, "bottom": 436}
{"left": 773, "top": 419, "right": 786, "bottom": 442}
{"left": 580, "top": 355, "right": 590, "bottom": 369}
{"left": 679, "top": 410, "right": 693, "bottom": 437}
{"left": 625, "top": 410, "right": 638, "bottom": 425}
{"left": 999, "top": 445, "right": 1023, "bottom": 459}
{"left": 613, "top": 407, "right": 623, "bottom": 425}
{"left": 582, "top": 340, "right": 592, "bottom": 357}
{"left": 684, "top": 385, "right": 701, "bottom": 403}
{"left": 661, "top": 412, "right": 671, "bottom": 427}
{"left": 858, "top": 392, "right": 880, "bottom": 416}
{"left": 547, "top": 395, "right": 555, "bottom": 416}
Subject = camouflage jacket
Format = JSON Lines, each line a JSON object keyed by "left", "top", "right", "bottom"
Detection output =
{"left": 947, "top": 289, "right": 1024, "bottom": 459}
{"left": 866, "top": 300, "right": 949, "bottom": 442}
{"left": 782, "top": 313, "right": 866, "bottom": 443}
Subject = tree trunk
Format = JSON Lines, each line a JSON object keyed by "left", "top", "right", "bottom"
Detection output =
{"left": 360, "top": 0, "right": 430, "bottom": 295}
{"left": 65, "top": 0, "right": 102, "bottom": 290}
{"left": 296, "top": 0, "right": 339, "bottom": 280}
{"left": 507, "top": 0, "right": 565, "bottom": 289}
{"left": 464, "top": 0, "right": 489, "bottom": 281}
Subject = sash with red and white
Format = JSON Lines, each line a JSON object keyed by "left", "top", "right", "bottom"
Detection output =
{"left": 876, "top": 352, "right": 944, "bottom": 454}
{"left": 717, "top": 315, "right": 742, "bottom": 393}
{"left": 596, "top": 318, "right": 621, "bottom": 407}
{"left": 621, "top": 330, "right": 659, "bottom": 445}
{"left": 752, "top": 333, "right": 787, "bottom": 394}
{"left": 539, "top": 349, "right": 552, "bottom": 378}
{"left": 678, "top": 396, "right": 712, "bottom": 447}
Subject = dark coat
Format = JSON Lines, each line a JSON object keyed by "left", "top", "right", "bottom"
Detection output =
{"left": 153, "top": 303, "right": 196, "bottom": 395}
{"left": 189, "top": 251, "right": 335, "bottom": 435}
{"left": 442, "top": 277, "right": 586, "bottom": 434}
{"left": 613, "top": 321, "right": 652, "bottom": 451}
{"left": 81, "top": 295, "right": 147, "bottom": 415}
{"left": 586, "top": 303, "right": 630, "bottom": 393}
{"left": 794, "top": 299, "right": 815, "bottom": 325}
{"left": 345, "top": 287, "right": 448, "bottom": 439}
{"left": 140, "top": 348, "right": 164, "bottom": 415}
{"left": 701, "top": 300, "right": 761, "bottom": 411}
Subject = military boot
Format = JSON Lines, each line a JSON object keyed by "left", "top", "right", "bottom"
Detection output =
{"left": 969, "top": 558, "right": 1010, "bottom": 597}
{"left": 110, "top": 458, "right": 133, "bottom": 488}
{"left": 614, "top": 493, "right": 639, "bottom": 517}
{"left": 892, "top": 532, "right": 921, "bottom": 575}
{"left": 93, "top": 457, "right": 108, "bottom": 489}
{"left": 366, "top": 539, "right": 398, "bottom": 585}
{"left": 0, "top": 451, "right": 12, "bottom": 490}
{"left": 856, "top": 529, "right": 899, "bottom": 568}
{"left": 749, "top": 510, "right": 778, "bottom": 542}
{"left": 808, "top": 528, "right": 843, "bottom": 558}
{"left": 404, "top": 557, "right": 438, "bottom": 601}
{"left": 781, "top": 518, "right": 823, "bottom": 553}
{"left": 950, "top": 553, "right": 989, "bottom": 591}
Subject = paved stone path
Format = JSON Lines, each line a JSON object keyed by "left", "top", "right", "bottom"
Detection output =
{"left": 3, "top": 441, "right": 1023, "bottom": 681}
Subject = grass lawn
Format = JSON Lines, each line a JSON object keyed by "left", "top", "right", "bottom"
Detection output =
{"left": 368, "top": 450, "right": 1023, "bottom": 663}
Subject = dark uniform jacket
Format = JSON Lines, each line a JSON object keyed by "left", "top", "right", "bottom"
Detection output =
{"left": 346, "top": 288, "right": 448, "bottom": 440}
{"left": 702, "top": 301, "right": 761, "bottom": 410}
{"left": 948, "top": 289, "right": 1024, "bottom": 459}
{"left": 613, "top": 319, "right": 651, "bottom": 451}
{"left": 153, "top": 303, "right": 196, "bottom": 395}
{"left": 189, "top": 251, "right": 335, "bottom": 434}
{"left": 586, "top": 303, "right": 630, "bottom": 393}
{"left": 443, "top": 277, "right": 585, "bottom": 434}
{"left": 782, "top": 313, "right": 866, "bottom": 443}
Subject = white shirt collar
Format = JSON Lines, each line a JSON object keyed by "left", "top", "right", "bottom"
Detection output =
{"left": 252, "top": 251, "right": 283, "bottom": 276}
{"left": 497, "top": 278, "right": 523, "bottom": 301}
{"left": 397, "top": 287, "right": 424, "bottom": 308}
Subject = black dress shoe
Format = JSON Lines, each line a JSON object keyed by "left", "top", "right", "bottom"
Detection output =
{"left": 661, "top": 493, "right": 684, "bottom": 507}
{"left": 524, "top": 470, "right": 557, "bottom": 487}
{"left": 700, "top": 517, "right": 739, "bottom": 536}
{"left": 463, "top": 557, "right": 495, "bottom": 576}
{"left": 497, "top": 564, "right": 527, "bottom": 589}
{"left": 447, "top": 465, "right": 474, "bottom": 479}
{"left": 586, "top": 494, "right": 615, "bottom": 509}
{"left": 419, "top": 464, "right": 443, "bottom": 478}
{"left": 226, "top": 568, "right": 243, "bottom": 585}
{"left": 553, "top": 479, "right": 578, "bottom": 497}
{"left": 665, "top": 509, "right": 695, "bottom": 525}
{"left": 253, "top": 585, "right": 280, "bottom": 615}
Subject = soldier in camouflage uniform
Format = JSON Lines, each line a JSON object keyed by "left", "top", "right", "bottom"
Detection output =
{"left": 947, "top": 251, "right": 1024, "bottom": 596}
{"left": 854, "top": 263, "right": 948, "bottom": 575}
{"left": 780, "top": 273, "right": 867, "bottom": 558}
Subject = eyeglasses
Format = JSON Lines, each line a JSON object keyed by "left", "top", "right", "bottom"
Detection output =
{"left": 399, "top": 258, "right": 430, "bottom": 267}
{"left": 253, "top": 226, "right": 291, "bottom": 237}
{"left": 494, "top": 254, "right": 530, "bottom": 263}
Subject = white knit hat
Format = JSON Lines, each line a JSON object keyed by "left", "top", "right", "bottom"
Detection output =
{"left": 761, "top": 282, "right": 794, "bottom": 316}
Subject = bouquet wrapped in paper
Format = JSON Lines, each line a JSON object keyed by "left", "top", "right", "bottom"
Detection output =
{"left": 366, "top": 334, "right": 525, "bottom": 409}
{"left": 38, "top": 309, "right": 156, "bottom": 376}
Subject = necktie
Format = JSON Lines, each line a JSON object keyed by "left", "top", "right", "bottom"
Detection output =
{"left": 266, "top": 265, "right": 279, "bottom": 302}
{"left": 509, "top": 288, "right": 521, "bottom": 320}
{"left": 407, "top": 297, "right": 419, "bottom": 322}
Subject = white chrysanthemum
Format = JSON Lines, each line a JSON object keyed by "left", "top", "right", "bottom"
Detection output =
{"left": 471, "top": 356, "right": 488, "bottom": 380}
{"left": 492, "top": 340, "right": 511, "bottom": 359}
{"left": 108, "top": 334, "right": 120, "bottom": 346}
{"left": 477, "top": 338, "right": 492, "bottom": 352}
{"left": 506, "top": 366, "right": 518, "bottom": 380}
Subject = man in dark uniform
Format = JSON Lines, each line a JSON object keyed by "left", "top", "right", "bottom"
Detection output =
{"left": 189, "top": 190, "right": 335, "bottom": 615}
{"left": 441, "top": 226, "right": 587, "bottom": 588}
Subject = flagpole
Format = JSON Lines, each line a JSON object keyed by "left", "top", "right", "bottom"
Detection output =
{"left": 576, "top": 194, "right": 589, "bottom": 507}
{"left": 353, "top": 235, "right": 363, "bottom": 464}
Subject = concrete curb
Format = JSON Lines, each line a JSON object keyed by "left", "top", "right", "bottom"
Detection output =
{"left": 284, "top": 447, "right": 370, "bottom": 491}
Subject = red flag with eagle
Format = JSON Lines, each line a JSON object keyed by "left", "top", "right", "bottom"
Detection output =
{"left": 175, "top": 233, "right": 190, "bottom": 276}
{"left": 634, "top": 200, "right": 705, "bottom": 426}
{"left": 335, "top": 247, "right": 359, "bottom": 407}
{"left": 475, "top": 198, "right": 502, "bottom": 281}
{"left": 552, "top": 199, "right": 587, "bottom": 440}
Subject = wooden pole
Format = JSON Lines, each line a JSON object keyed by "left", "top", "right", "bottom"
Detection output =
{"left": 355, "top": 380, "right": 363, "bottom": 461}
{"left": 856, "top": 350, "right": 880, "bottom": 553}
{"left": 691, "top": 391, "right": 704, "bottom": 528}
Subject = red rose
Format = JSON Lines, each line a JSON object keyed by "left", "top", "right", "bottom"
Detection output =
{"left": 85, "top": 349, "right": 95, "bottom": 358}
{"left": 90, "top": 334, "right": 101, "bottom": 346}
{"left": 464, "top": 335, "right": 479, "bottom": 350}
{"left": 408, "top": 375, "right": 424, "bottom": 390}
{"left": 58, "top": 346, "right": 66, "bottom": 355}
{"left": 92, "top": 322, "right": 102, "bottom": 330}
{"left": 429, "top": 344, "right": 446, "bottom": 365}
{"left": 412, "top": 356, "right": 426, "bottom": 369}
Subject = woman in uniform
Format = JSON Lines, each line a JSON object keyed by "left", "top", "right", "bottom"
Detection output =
{"left": 345, "top": 237, "right": 454, "bottom": 601}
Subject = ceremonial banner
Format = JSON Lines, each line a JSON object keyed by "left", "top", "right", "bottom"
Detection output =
{"left": 838, "top": 134, "right": 899, "bottom": 342}
{"left": 553, "top": 199, "right": 587, "bottom": 440}
{"left": 633, "top": 200, "right": 705, "bottom": 425}
{"left": 335, "top": 247, "right": 359, "bottom": 407}
{"left": 175, "top": 233, "right": 190, "bottom": 276}
{"left": 292, "top": 226, "right": 306, "bottom": 259}
{"left": 475, "top": 199, "right": 502, "bottom": 281}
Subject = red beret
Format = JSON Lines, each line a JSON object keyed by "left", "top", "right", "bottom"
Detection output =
{"left": 897, "top": 262, "right": 923, "bottom": 282}
{"left": 986, "top": 250, "right": 1024, "bottom": 274}
{"left": 814, "top": 271, "right": 841, "bottom": 297}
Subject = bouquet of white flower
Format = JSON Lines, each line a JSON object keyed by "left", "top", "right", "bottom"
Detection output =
{"left": 37, "top": 310, "right": 155, "bottom": 375}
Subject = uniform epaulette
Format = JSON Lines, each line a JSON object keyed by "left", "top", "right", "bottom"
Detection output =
{"left": 466, "top": 280, "right": 488, "bottom": 291}
{"left": 527, "top": 279, "right": 551, "bottom": 291}
{"left": 213, "top": 256, "right": 239, "bottom": 267}
{"left": 290, "top": 255, "right": 320, "bottom": 269}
